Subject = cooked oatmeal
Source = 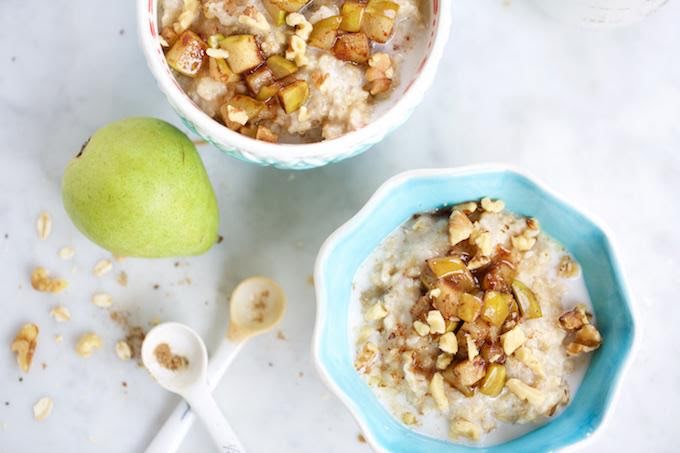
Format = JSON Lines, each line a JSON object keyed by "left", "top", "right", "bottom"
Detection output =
{"left": 159, "top": 0, "right": 424, "bottom": 143}
{"left": 353, "top": 198, "right": 602, "bottom": 443}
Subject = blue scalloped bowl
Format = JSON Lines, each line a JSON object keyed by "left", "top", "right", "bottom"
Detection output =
{"left": 313, "top": 165, "right": 636, "bottom": 452}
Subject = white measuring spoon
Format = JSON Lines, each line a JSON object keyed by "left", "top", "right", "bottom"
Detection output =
{"left": 141, "top": 322, "right": 245, "bottom": 453}
{"left": 144, "top": 277, "right": 287, "bottom": 453}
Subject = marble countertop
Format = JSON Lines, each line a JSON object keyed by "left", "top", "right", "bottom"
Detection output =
{"left": 1, "top": 0, "right": 679, "bottom": 451}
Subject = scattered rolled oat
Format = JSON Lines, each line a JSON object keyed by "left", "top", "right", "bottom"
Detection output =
{"left": 30, "top": 267, "right": 68, "bottom": 293}
{"left": 11, "top": 323, "right": 39, "bottom": 372}
{"left": 511, "top": 233, "right": 536, "bottom": 252}
{"left": 450, "top": 418, "right": 481, "bottom": 441}
{"left": 506, "top": 378, "right": 545, "bottom": 407}
{"left": 54, "top": 335, "right": 63, "bottom": 343}
{"left": 401, "top": 412, "right": 417, "bottom": 425}
{"left": 58, "top": 246, "right": 75, "bottom": 260}
{"left": 91, "top": 293, "right": 112, "bottom": 308}
{"left": 115, "top": 341, "right": 132, "bottom": 361}
{"left": 429, "top": 372, "right": 449, "bottom": 411}
{"left": 75, "top": 333, "right": 102, "bottom": 357}
{"left": 32, "top": 397, "right": 53, "bottom": 421}
{"left": 117, "top": 271, "right": 128, "bottom": 287}
{"left": 365, "top": 302, "right": 388, "bottom": 321}
{"left": 558, "top": 255, "right": 580, "bottom": 278}
{"left": 49, "top": 306, "right": 71, "bottom": 322}
{"left": 93, "top": 259, "right": 113, "bottom": 277}
{"left": 36, "top": 212, "right": 52, "bottom": 240}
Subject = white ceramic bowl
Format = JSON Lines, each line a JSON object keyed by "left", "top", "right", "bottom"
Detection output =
{"left": 137, "top": 0, "right": 452, "bottom": 169}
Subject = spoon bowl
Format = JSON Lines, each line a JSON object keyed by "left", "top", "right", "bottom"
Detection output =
{"left": 228, "top": 276, "right": 287, "bottom": 341}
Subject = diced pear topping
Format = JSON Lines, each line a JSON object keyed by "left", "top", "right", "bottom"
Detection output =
{"left": 262, "top": 0, "right": 287, "bottom": 25}
{"left": 270, "top": 0, "right": 309, "bottom": 13}
{"left": 255, "top": 82, "right": 281, "bottom": 101}
{"left": 512, "top": 280, "right": 542, "bottom": 319}
{"left": 481, "top": 291, "right": 512, "bottom": 327}
{"left": 278, "top": 80, "right": 309, "bottom": 113}
{"left": 308, "top": 16, "right": 343, "bottom": 50}
{"left": 500, "top": 325, "right": 526, "bottom": 355}
{"left": 266, "top": 55, "right": 299, "bottom": 79}
{"left": 457, "top": 293, "right": 482, "bottom": 323}
{"left": 333, "top": 32, "right": 370, "bottom": 64}
{"left": 244, "top": 66, "right": 276, "bottom": 95}
{"left": 220, "top": 95, "right": 265, "bottom": 129}
{"left": 165, "top": 30, "right": 207, "bottom": 77}
{"left": 219, "top": 34, "right": 263, "bottom": 74}
{"left": 479, "top": 363, "right": 506, "bottom": 397}
{"left": 429, "top": 373, "right": 449, "bottom": 412}
{"left": 426, "top": 256, "right": 467, "bottom": 279}
{"left": 452, "top": 357, "right": 486, "bottom": 387}
{"left": 340, "top": 1, "right": 366, "bottom": 32}
{"left": 255, "top": 125, "right": 279, "bottom": 143}
{"left": 208, "top": 57, "right": 240, "bottom": 83}
{"left": 361, "top": 0, "right": 399, "bottom": 43}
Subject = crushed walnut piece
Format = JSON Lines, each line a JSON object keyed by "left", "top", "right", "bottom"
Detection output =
{"left": 559, "top": 305, "right": 602, "bottom": 356}
{"left": 30, "top": 267, "right": 67, "bottom": 293}
{"left": 286, "top": 13, "right": 312, "bottom": 41}
{"left": 154, "top": 343, "right": 189, "bottom": 371}
{"left": 76, "top": 333, "right": 102, "bottom": 358}
{"left": 11, "top": 323, "right": 39, "bottom": 372}
{"left": 285, "top": 35, "right": 308, "bottom": 67}
{"left": 558, "top": 255, "right": 580, "bottom": 278}
{"left": 366, "top": 52, "right": 394, "bottom": 95}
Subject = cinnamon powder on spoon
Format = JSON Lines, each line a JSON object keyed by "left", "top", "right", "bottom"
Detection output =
{"left": 154, "top": 343, "right": 189, "bottom": 371}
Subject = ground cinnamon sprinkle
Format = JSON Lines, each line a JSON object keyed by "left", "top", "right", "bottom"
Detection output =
{"left": 154, "top": 343, "right": 189, "bottom": 371}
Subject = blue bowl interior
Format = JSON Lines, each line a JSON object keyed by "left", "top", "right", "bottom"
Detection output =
{"left": 316, "top": 169, "right": 635, "bottom": 452}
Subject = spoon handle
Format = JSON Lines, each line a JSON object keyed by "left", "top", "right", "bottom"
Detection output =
{"left": 145, "top": 340, "right": 244, "bottom": 453}
{"left": 185, "top": 386, "right": 246, "bottom": 453}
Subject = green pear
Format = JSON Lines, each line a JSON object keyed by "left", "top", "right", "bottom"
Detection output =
{"left": 62, "top": 117, "right": 219, "bottom": 257}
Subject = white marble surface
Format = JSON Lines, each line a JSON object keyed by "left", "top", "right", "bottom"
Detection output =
{"left": 1, "top": 0, "right": 679, "bottom": 452}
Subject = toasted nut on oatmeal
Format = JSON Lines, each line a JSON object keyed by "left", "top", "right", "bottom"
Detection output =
{"left": 479, "top": 363, "right": 506, "bottom": 397}
{"left": 365, "top": 302, "right": 388, "bottom": 320}
{"left": 11, "top": 323, "right": 39, "bottom": 372}
{"left": 506, "top": 378, "right": 545, "bottom": 407}
{"left": 115, "top": 340, "right": 132, "bottom": 361}
{"left": 450, "top": 418, "right": 481, "bottom": 441}
{"left": 453, "top": 201, "right": 477, "bottom": 214}
{"left": 427, "top": 310, "right": 446, "bottom": 334}
{"left": 470, "top": 229, "right": 493, "bottom": 257}
{"left": 439, "top": 332, "right": 458, "bottom": 354}
{"left": 286, "top": 13, "right": 312, "bottom": 41}
{"left": 566, "top": 324, "right": 602, "bottom": 356}
{"left": 30, "top": 267, "right": 68, "bottom": 293}
{"left": 75, "top": 333, "right": 102, "bottom": 358}
{"left": 511, "top": 233, "right": 536, "bottom": 252}
{"left": 36, "top": 211, "right": 52, "bottom": 240}
{"left": 559, "top": 304, "right": 590, "bottom": 331}
{"left": 558, "top": 255, "right": 580, "bottom": 278}
{"left": 480, "top": 197, "right": 505, "bottom": 213}
{"left": 514, "top": 347, "right": 544, "bottom": 377}
{"left": 49, "top": 306, "right": 71, "bottom": 322}
{"left": 286, "top": 35, "right": 309, "bottom": 67}
{"left": 413, "top": 320, "right": 430, "bottom": 337}
{"left": 436, "top": 353, "right": 454, "bottom": 370}
{"left": 355, "top": 342, "right": 378, "bottom": 371}
{"left": 501, "top": 325, "right": 526, "bottom": 355}
{"left": 401, "top": 412, "right": 417, "bottom": 425}
{"left": 368, "top": 78, "right": 392, "bottom": 96}
{"left": 467, "top": 255, "right": 491, "bottom": 271}
{"left": 33, "top": 397, "right": 53, "bottom": 421}
{"left": 448, "top": 210, "right": 473, "bottom": 246}
{"left": 429, "top": 372, "right": 449, "bottom": 412}
{"left": 256, "top": 126, "right": 279, "bottom": 143}
{"left": 465, "top": 334, "right": 479, "bottom": 361}
{"left": 238, "top": 10, "right": 271, "bottom": 34}
{"left": 452, "top": 357, "right": 486, "bottom": 387}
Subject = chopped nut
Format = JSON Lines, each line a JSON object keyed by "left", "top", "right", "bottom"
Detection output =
{"left": 467, "top": 255, "right": 491, "bottom": 271}
{"left": 506, "top": 378, "right": 545, "bottom": 406}
{"left": 30, "top": 267, "right": 68, "bottom": 293}
{"left": 54, "top": 334, "right": 63, "bottom": 343}
{"left": 439, "top": 332, "right": 458, "bottom": 354}
{"left": 436, "top": 353, "right": 453, "bottom": 370}
{"left": 567, "top": 324, "right": 602, "bottom": 356}
{"left": 115, "top": 341, "right": 132, "bottom": 361}
{"left": 453, "top": 201, "right": 477, "bottom": 214}
{"left": 256, "top": 125, "right": 279, "bottom": 143}
{"left": 428, "top": 288, "right": 441, "bottom": 299}
{"left": 481, "top": 197, "right": 505, "bottom": 213}
{"left": 355, "top": 342, "right": 378, "bottom": 371}
{"left": 429, "top": 372, "right": 449, "bottom": 412}
{"left": 367, "top": 78, "right": 391, "bottom": 95}
{"left": 11, "top": 323, "right": 39, "bottom": 372}
{"left": 368, "top": 52, "right": 391, "bottom": 72}
{"left": 470, "top": 229, "right": 493, "bottom": 257}
{"left": 286, "top": 13, "right": 312, "bottom": 41}
{"left": 49, "top": 306, "right": 71, "bottom": 322}
{"left": 36, "top": 211, "right": 52, "bottom": 240}
{"left": 514, "top": 346, "right": 544, "bottom": 377}
{"left": 448, "top": 210, "right": 473, "bottom": 246}
{"left": 76, "top": 333, "right": 102, "bottom": 358}
{"left": 501, "top": 325, "right": 526, "bottom": 355}
{"left": 173, "top": 0, "right": 200, "bottom": 33}
{"left": 238, "top": 10, "right": 271, "bottom": 33}
{"left": 91, "top": 293, "right": 113, "bottom": 309}
{"left": 401, "top": 412, "right": 417, "bottom": 425}
{"left": 206, "top": 47, "right": 230, "bottom": 59}
{"left": 558, "top": 255, "right": 581, "bottom": 278}
{"left": 365, "top": 302, "right": 388, "bottom": 320}
{"left": 285, "top": 35, "right": 308, "bottom": 66}
{"left": 426, "top": 310, "right": 446, "bottom": 334}
{"left": 58, "top": 246, "right": 75, "bottom": 260}
{"left": 365, "top": 67, "right": 385, "bottom": 82}
{"left": 32, "top": 397, "right": 53, "bottom": 421}
{"left": 117, "top": 271, "right": 128, "bottom": 287}
{"left": 227, "top": 105, "right": 249, "bottom": 126}
{"left": 453, "top": 357, "right": 486, "bottom": 386}
{"left": 526, "top": 217, "right": 540, "bottom": 231}
{"left": 413, "top": 320, "right": 430, "bottom": 336}
{"left": 450, "top": 418, "right": 481, "bottom": 441}
{"left": 465, "top": 334, "right": 479, "bottom": 361}
{"left": 559, "top": 304, "right": 590, "bottom": 331}
{"left": 297, "top": 105, "right": 310, "bottom": 122}
{"left": 93, "top": 259, "right": 113, "bottom": 277}
{"left": 511, "top": 233, "right": 536, "bottom": 252}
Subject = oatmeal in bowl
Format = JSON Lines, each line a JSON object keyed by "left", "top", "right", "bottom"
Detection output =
{"left": 138, "top": 0, "right": 451, "bottom": 168}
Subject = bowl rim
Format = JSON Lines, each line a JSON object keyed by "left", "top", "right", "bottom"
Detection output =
{"left": 136, "top": 0, "right": 452, "bottom": 163}
{"left": 312, "top": 164, "right": 638, "bottom": 452}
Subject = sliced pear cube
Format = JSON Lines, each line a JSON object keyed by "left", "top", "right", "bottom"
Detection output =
{"left": 219, "top": 35, "right": 263, "bottom": 74}
{"left": 262, "top": 0, "right": 286, "bottom": 25}
{"left": 362, "top": 0, "right": 399, "bottom": 43}
{"left": 220, "top": 95, "right": 265, "bottom": 129}
{"left": 239, "top": 125, "right": 258, "bottom": 138}
{"left": 308, "top": 16, "right": 343, "bottom": 50}
{"left": 255, "top": 82, "right": 282, "bottom": 101}
{"left": 332, "top": 32, "right": 370, "bottom": 64}
{"left": 165, "top": 30, "right": 207, "bottom": 77}
{"left": 340, "top": 1, "right": 366, "bottom": 32}
{"left": 270, "top": 0, "right": 309, "bottom": 13}
{"left": 277, "top": 80, "right": 309, "bottom": 113}
{"left": 245, "top": 66, "right": 275, "bottom": 96}
{"left": 266, "top": 55, "right": 299, "bottom": 79}
{"left": 256, "top": 125, "right": 279, "bottom": 143}
{"left": 208, "top": 57, "right": 240, "bottom": 83}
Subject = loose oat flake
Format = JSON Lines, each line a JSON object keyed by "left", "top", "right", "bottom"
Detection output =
{"left": 91, "top": 293, "right": 112, "bottom": 308}
{"left": 33, "top": 397, "right": 53, "bottom": 421}
{"left": 115, "top": 341, "right": 132, "bottom": 361}
{"left": 11, "top": 323, "right": 39, "bottom": 372}
{"left": 58, "top": 246, "right": 75, "bottom": 260}
{"left": 93, "top": 259, "right": 113, "bottom": 277}
{"left": 49, "top": 306, "right": 71, "bottom": 322}
{"left": 36, "top": 212, "right": 52, "bottom": 240}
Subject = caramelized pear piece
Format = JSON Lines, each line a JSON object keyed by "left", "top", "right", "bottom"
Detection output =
{"left": 256, "top": 125, "right": 279, "bottom": 143}
{"left": 457, "top": 293, "right": 482, "bottom": 323}
{"left": 481, "top": 291, "right": 512, "bottom": 327}
{"left": 245, "top": 66, "right": 276, "bottom": 96}
{"left": 209, "top": 57, "right": 240, "bottom": 83}
{"left": 165, "top": 30, "right": 207, "bottom": 77}
{"left": 266, "top": 55, "right": 299, "bottom": 79}
{"left": 239, "top": 125, "right": 258, "bottom": 138}
{"left": 270, "top": 0, "right": 309, "bottom": 12}
{"left": 262, "top": 0, "right": 286, "bottom": 25}
{"left": 362, "top": 0, "right": 399, "bottom": 43}
{"left": 512, "top": 280, "right": 542, "bottom": 319}
{"left": 308, "top": 16, "right": 343, "bottom": 50}
{"left": 333, "top": 32, "right": 370, "bottom": 64}
{"left": 219, "top": 35, "right": 263, "bottom": 74}
{"left": 256, "top": 82, "right": 281, "bottom": 101}
{"left": 220, "top": 95, "right": 265, "bottom": 129}
{"left": 479, "top": 363, "right": 506, "bottom": 397}
{"left": 277, "top": 80, "right": 309, "bottom": 113}
{"left": 427, "top": 256, "right": 467, "bottom": 279}
{"left": 340, "top": 1, "right": 366, "bottom": 32}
